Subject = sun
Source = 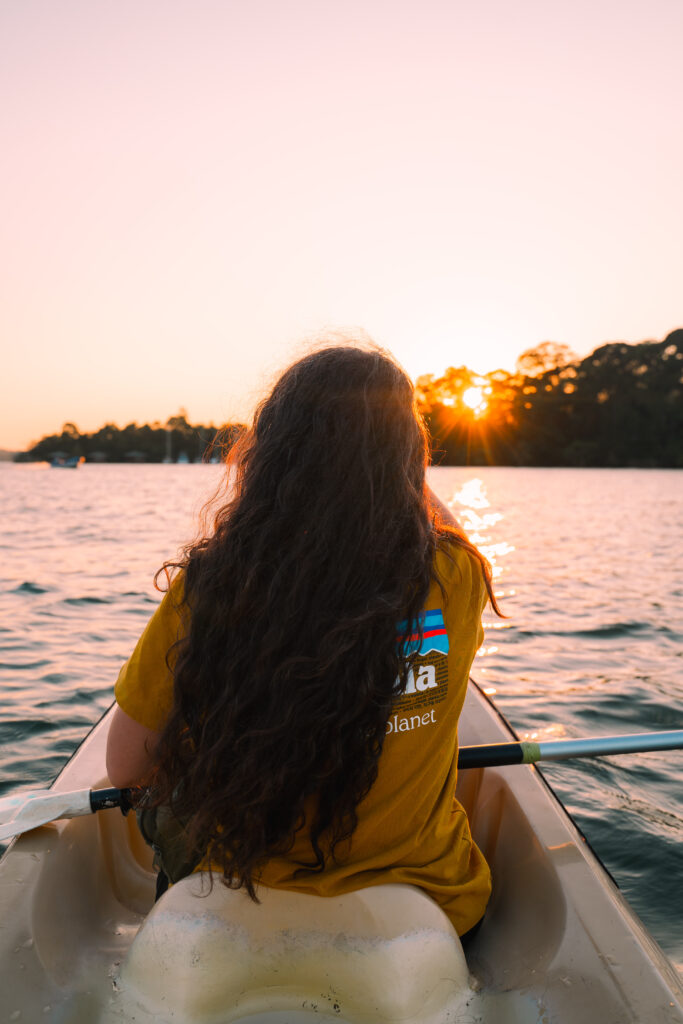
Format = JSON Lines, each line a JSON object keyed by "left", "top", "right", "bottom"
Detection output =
{"left": 462, "top": 386, "right": 488, "bottom": 415}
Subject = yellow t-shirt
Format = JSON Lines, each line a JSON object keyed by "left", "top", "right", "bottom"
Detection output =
{"left": 115, "top": 544, "right": 491, "bottom": 935}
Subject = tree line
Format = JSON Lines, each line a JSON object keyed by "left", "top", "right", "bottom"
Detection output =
{"left": 14, "top": 329, "right": 683, "bottom": 467}
{"left": 14, "top": 414, "right": 246, "bottom": 464}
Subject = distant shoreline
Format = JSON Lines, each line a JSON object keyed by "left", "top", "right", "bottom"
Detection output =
{"left": 4, "top": 459, "right": 682, "bottom": 471}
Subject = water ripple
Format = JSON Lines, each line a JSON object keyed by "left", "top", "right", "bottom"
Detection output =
{"left": 0, "top": 659, "right": 51, "bottom": 671}
{"left": 10, "top": 581, "right": 52, "bottom": 595}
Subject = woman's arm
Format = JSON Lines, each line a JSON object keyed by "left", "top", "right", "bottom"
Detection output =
{"left": 108, "top": 577, "right": 184, "bottom": 787}
{"left": 427, "top": 485, "right": 460, "bottom": 529}
{"left": 106, "top": 704, "right": 161, "bottom": 789}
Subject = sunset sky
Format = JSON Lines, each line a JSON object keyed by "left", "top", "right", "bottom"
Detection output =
{"left": 2, "top": 0, "right": 682, "bottom": 450}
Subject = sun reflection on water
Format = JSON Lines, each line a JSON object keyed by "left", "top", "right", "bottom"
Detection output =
{"left": 451, "top": 478, "right": 490, "bottom": 510}
{"left": 446, "top": 475, "right": 515, "bottom": 667}
{"left": 449, "top": 477, "right": 514, "bottom": 582}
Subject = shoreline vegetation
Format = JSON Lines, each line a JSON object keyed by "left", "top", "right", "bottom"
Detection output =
{"left": 10, "top": 329, "right": 683, "bottom": 468}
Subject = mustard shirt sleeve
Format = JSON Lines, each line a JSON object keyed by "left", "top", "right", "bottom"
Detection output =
{"left": 114, "top": 574, "right": 186, "bottom": 732}
{"left": 435, "top": 542, "right": 488, "bottom": 653}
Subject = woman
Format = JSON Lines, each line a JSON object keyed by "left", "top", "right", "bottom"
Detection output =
{"left": 106, "top": 345, "right": 501, "bottom": 937}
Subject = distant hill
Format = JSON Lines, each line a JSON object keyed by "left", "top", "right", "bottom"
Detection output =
{"left": 0, "top": 449, "right": 17, "bottom": 462}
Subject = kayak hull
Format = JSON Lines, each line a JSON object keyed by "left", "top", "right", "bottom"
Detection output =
{"left": 1, "top": 681, "right": 682, "bottom": 1022}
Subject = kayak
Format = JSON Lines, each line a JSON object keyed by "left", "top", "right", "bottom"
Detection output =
{"left": 1, "top": 681, "right": 682, "bottom": 1023}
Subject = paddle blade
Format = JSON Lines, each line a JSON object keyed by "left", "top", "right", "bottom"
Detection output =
{"left": 0, "top": 788, "right": 92, "bottom": 842}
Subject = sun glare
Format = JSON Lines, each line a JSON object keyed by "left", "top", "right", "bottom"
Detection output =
{"left": 462, "top": 386, "right": 488, "bottom": 415}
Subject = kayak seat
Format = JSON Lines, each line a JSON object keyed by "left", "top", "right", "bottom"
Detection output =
{"left": 116, "top": 877, "right": 474, "bottom": 1024}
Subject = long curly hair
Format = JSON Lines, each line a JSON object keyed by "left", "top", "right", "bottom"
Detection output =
{"left": 150, "top": 345, "right": 497, "bottom": 897}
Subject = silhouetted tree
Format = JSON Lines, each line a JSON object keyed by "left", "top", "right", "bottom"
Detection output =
{"left": 416, "top": 330, "right": 683, "bottom": 467}
{"left": 516, "top": 342, "right": 578, "bottom": 377}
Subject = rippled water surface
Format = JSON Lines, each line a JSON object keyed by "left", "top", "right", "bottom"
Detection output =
{"left": 1, "top": 463, "right": 682, "bottom": 964}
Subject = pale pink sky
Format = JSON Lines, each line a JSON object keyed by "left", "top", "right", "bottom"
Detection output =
{"left": 2, "top": 0, "right": 681, "bottom": 449}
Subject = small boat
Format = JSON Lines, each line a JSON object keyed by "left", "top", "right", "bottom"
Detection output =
{"left": 1, "top": 682, "right": 682, "bottom": 1023}
{"left": 50, "top": 454, "right": 84, "bottom": 468}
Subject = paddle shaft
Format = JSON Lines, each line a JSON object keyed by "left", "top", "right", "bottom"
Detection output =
{"left": 456, "top": 730, "right": 683, "bottom": 769}
{"left": 90, "top": 787, "right": 128, "bottom": 812}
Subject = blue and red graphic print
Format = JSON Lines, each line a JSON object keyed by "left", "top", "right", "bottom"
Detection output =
{"left": 396, "top": 609, "right": 449, "bottom": 657}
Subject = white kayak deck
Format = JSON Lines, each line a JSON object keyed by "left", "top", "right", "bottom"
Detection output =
{"left": 0, "top": 682, "right": 682, "bottom": 1023}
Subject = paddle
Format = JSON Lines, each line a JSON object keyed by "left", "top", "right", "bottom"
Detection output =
{"left": 2, "top": 729, "right": 683, "bottom": 841}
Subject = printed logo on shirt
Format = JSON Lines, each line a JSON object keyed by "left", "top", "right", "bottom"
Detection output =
{"left": 390, "top": 609, "right": 449, "bottom": 732}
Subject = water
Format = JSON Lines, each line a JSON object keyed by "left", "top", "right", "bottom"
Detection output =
{"left": 1, "top": 463, "right": 682, "bottom": 966}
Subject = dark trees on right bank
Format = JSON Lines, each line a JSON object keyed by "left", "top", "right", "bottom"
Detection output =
{"left": 420, "top": 329, "right": 683, "bottom": 468}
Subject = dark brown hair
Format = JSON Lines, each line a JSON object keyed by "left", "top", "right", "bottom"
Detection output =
{"left": 151, "top": 345, "right": 497, "bottom": 897}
